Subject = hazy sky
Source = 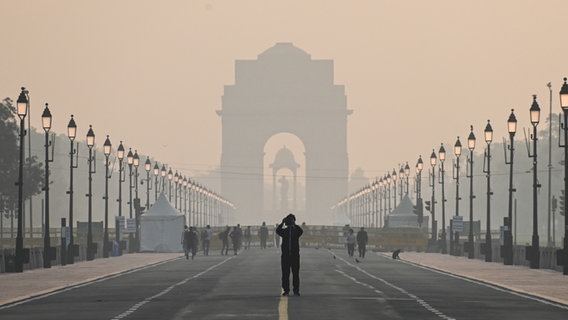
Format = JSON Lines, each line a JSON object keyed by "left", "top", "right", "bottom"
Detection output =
{"left": 2, "top": 0, "right": 567, "bottom": 182}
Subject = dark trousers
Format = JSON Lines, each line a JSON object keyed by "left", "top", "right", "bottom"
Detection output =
{"left": 358, "top": 243, "right": 366, "bottom": 258}
{"left": 281, "top": 253, "right": 300, "bottom": 293}
{"left": 221, "top": 240, "right": 229, "bottom": 255}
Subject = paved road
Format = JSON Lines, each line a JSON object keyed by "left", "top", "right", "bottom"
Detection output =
{"left": 1, "top": 248, "right": 567, "bottom": 319}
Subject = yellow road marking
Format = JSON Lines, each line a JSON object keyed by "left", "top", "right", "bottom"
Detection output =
{"left": 278, "top": 295, "right": 288, "bottom": 320}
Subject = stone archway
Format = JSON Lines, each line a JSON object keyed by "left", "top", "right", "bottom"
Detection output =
{"left": 218, "top": 43, "right": 351, "bottom": 224}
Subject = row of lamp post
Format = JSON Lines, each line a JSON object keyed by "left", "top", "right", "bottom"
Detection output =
{"left": 10, "top": 87, "right": 235, "bottom": 272}
{"left": 333, "top": 79, "right": 568, "bottom": 275}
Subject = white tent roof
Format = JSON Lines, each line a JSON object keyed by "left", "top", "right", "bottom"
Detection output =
{"left": 143, "top": 193, "right": 183, "bottom": 218}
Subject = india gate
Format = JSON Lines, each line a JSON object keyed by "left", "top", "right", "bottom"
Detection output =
{"left": 218, "top": 43, "right": 351, "bottom": 224}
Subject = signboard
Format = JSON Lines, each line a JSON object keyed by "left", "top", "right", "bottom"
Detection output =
{"left": 452, "top": 216, "right": 463, "bottom": 233}
{"left": 61, "top": 226, "right": 71, "bottom": 246}
{"left": 125, "top": 218, "right": 136, "bottom": 233}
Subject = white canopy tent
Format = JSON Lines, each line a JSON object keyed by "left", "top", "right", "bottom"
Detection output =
{"left": 140, "top": 193, "right": 185, "bottom": 252}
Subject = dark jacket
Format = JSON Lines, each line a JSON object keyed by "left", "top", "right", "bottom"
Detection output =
{"left": 276, "top": 223, "right": 303, "bottom": 255}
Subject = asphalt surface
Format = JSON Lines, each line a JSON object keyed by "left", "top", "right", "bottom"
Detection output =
{"left": 1, "top": 248, "right": 567, "bottom": 319}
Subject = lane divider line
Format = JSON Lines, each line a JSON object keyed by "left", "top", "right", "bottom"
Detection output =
{"left": 390, "top": 254, "right": 568, "bottom": 311}
{"left": 111, "top": 256, "right": 234, "bottom": 320}
{"left": 333, "top": 252, "right": 456, "bottom": 320}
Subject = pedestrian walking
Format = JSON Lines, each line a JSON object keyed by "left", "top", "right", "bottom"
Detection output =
{"left": 186, "top": 226, "right": 199, "bottom": 260}
{"left": 219, "top": 226, "right": 230, "bottom": 256}
{"left": 244, "top": 226, "right": 252, "bottom": 249}
{"left": 346, "top": 229, "right": 356, "bottom": 257}
{"left": 259, "top": 221, "right": 269, "bottom": 249}
{"left": 357, "top": 227, "right": 368, "bottom": 258}
{"left": 202, "top": 225, "right": 212, "bottom": 256}
{"left": 229, "top": 224, "right": 243, "bottom": 255}
{"left": 276, "top": 213, "right": 303, "bottom": 296}
{"left": 182, "top": 225, "right": 190, "bottom": 259}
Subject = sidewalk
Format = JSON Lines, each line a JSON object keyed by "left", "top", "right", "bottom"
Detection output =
{"left": 0, "top": 253, "right": 181, "bottom": 307}
{"left": 395, "top": 252, "right": 568, "bottom": 306}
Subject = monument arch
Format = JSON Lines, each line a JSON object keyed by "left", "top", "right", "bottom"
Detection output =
{"left": 218, "top": 43, "right": 351, "bottom": 224}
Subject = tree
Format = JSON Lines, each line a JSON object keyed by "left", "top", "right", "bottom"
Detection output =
{"left": 0, "top": 97, "right": 44, "bottom": 214}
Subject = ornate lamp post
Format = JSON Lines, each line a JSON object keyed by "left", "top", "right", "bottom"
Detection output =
{"left": 438, "top": 144, "right": 447, "bottom": 254}
{"left": 386, "top": 173, "right": 392, "bottom": 214}
{"left": 41, "top": 103, "right": 54, "bottom": 268}
{"left": 392, "top": 169, "right": 398, "bottom": 209}
{"left": 416, "top": 156, "right": 424, "bottom": 227}
{"left": 133, "top": 150, "right": 140, "bottom": 252}
{"left": 399, "top": 166, "right": 404, "bottom": 202}
{"left": 429, "top": 149, "right": 437, "bottom": 246}
{"left": 126, "top": 148, "right": 134, "bottom": 252}
{"left": 116, "top": 141, "right": 125, "bottom": 256}
{"left": 503, "top": 110, "right": 517, "bottom": 265}
{"left": 528, "top": 95, "right": 541, "bottom": 269}
{"left": 558, "top": 78, "right": 568, "bottom": 275}
{"left": 483, "top": 120, "right": 494, "bottom": 262}
{"left": 102, "top": 136, "right": 111, "bottom": 258}
{"left": 174, "top": 171, "right": 179, "bottom": 209}
{"left": 452, "top": 137, "right": 462, "bottom": 256}
{"left": 67, "top": 115, "right": 78, "bottom": 264}
{"left": 86, "top": 125, "right": 96, "bottom": 261}
{"left": 161, "top": 164, "right": 167, "bottom": 193}
{"left": 145, "top": 157, "right": 151, "bottom": 210}
{"left": 404, "top": 162, "right": 410, "bottom": 196}
{"left": 167, "top": 168, "right": 173, "bottom": 202}
{"left": 467, "top": 126, "right": 476, "bottom": 259}
{"left": 153, "top": 163, "right": 159, "bottom": 202}
{"left": 14, "top": 88, "right": 29, "bottom": 272}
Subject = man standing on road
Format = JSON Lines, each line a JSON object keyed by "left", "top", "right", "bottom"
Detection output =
{"left": 202, "top": 225, "right": 212, "bottom": 256}
{"left": 276, "top": 213, "right": 303, "bottom": 296}
{"left": 356, "top": 227, "right": 368, "bottom": 259}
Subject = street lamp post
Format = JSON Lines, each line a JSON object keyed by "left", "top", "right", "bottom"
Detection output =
{"left": 503, "top": 110, "right": 517, "bottom": 265}
{"left": 399, "top": 166, "right": 404, "bottom": 202}
{"left": 174, "top": 171, "right": 179, "bottom": 209}
{"left": 127, "top": 148, "right": 133, "bottom": 253}
{"left": 467, "top": 126, "right": 476, "bottom": 259}
{"left": 103, "top": 136, "right": 111, "bottom": 258}
{"left": 527, "top": 95, "right": 541, "bottom": 269}
{"left": 86, "top": 125, "right": 95, "bottom": 261}
{"left": 439, "top": 144, "right": 447, "bottom": 254}
{"left": 153, "top": 163, "right": 159, "bottom": 202}
{"left": 67, "top": 115, "right": 78, "bottom": 264}
{"left": 452, "top": 137, "right": 462, "bottom": 256}
{"left": 145, "top": 157, "right": 151, "bottom": 211}
{"left": 404, "top": 163, "right": 410, "bottom": 196}
{"left": 392, "top": 169, "right": 398, "bottom": 209}
{"left": 558, "top": 78, "right": 568, "bottom": 275}
{"left": 161, "top": 165, "right": 166, "bottom": 193}
{"left": 429, "top": 150, "right": 437, "bottom": 247}
{"left": 41, "top": 103, "right": 54, "bottom": 268}
{"left": 116, "top": 141, "right": 125, "bottom": 256}
{"left": 483, "top": 120, "right": 494, "bottom": 262}
{"left": 416, "top": 156, "right": 424, "bottom": 228}
{"left": 133, "top": 150, "right": 140, "bottom": 252}
{"left": 168, "top": 169, "right": 173, "bottom": 202}
{"left": 14, "top": 88, "right": 28, "bottom": 272}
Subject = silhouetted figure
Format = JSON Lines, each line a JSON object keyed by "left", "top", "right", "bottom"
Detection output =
{"left": 276, "top": 213, "right": 303, "bottom": 296}
{"left": 346, "top": 229, "right": 356, "bottom": 257}
{"left": 202, "top": 225, "right": 212, "bottom": 256}
{"left": 244, "top": 226, "right": 252, "bottom": 249}
{"left": 182, "top": 225, "right": 190, "bottom": 259}
{"left": 357, "top": 227, "right": 368, "bottom": 258}
{"left": 230, "top": 224, "right": 243, "bottom": 255}
{"left": 220, "top": 226, "right": 230, "bottom": 256}
{"left": 259, "top": 222, "right": 269, "bottom": 249}
{"left": 392, "top": 249, "right": 401, "bottom": 260}
{"left": 186, "top": 226, "right": 199, "bottom": 260}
